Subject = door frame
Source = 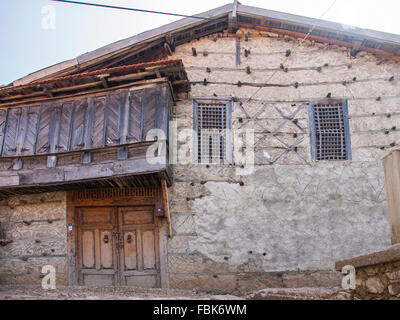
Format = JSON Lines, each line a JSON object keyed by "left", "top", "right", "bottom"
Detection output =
{"left": 66, "top": 187, "right": 169, "bottom": 288}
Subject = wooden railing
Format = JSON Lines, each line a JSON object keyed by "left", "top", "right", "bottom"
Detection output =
{"left": 383, "top": 149, "right": 400, "bottom": 244}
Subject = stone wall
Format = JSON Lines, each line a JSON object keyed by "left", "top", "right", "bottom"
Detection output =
{"left": 335, "top": 244, "right": 400, "bottom": 299}
{"left": 0, "top": 192, "right": 67, "bottom": 285}
{"left": 166, "top": 27, "right": 398, "bottom": 292}
{"left": 0, "top": 27, "right": 399, "bottom": 293}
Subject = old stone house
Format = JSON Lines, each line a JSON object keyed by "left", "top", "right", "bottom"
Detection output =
{"left": 0, "top": 2, "right": 399, "bottom": 294}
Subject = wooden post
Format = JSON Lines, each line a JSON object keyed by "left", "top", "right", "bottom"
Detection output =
{"left": 228, "top": 0, "right": 239, "bottom": 33}
{"left": 383, "top": 149, "right": 400, "bottom": 244}
{"left": 160, "top": 177, "right": 171, "bottom": 237}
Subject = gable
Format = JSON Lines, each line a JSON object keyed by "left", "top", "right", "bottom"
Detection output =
{"left": 9, "top": 3, "right": 400, "bottom": 87}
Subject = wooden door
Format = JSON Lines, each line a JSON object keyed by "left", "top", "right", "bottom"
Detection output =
{"left": 77, "top": 207, "right": 118, "bottom": 286}
{"left": 76, "top": 206, "right": 160, "bottom": 287}
{"left": 118, "top": 206, "right": 160, "bottom": 287}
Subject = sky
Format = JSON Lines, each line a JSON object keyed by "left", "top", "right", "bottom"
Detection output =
{"left": 1, "top": 0, "right": 400, "bottom": 86}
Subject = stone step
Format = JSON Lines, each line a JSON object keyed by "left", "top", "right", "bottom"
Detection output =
{"left": 246, "top": 287, "right": 352, "bottom": 300}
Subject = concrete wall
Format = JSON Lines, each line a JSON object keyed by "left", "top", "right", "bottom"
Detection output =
{"left": 0, "top": 192, "right": 67, "bottom": 285}
{"left": 166, "top": 28, "right": 399, "bottom": 293}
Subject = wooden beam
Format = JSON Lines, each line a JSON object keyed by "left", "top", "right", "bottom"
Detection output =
{"left": 237, "top": 24, "right": 400, "bottom": 61}
{"left": 95, "top": 74, "right": 110, "bottom": 88}
{"left": 383, "top": 150, "right": 400, "bottom": 244}
{"left": 66, "top": 191, "right": 77, "bottom": 285}
{"left": 42, "top": 86, "right": 54, "bottom": 98}
{"left": 164, "top": 43, "right": 173, "bottom": 56}
{"left": 107, "top": 71, "right": 155, "bottom": 82}
{"left": 6, "top": 156, "right": 167, "bottom": 187}
{"left": 160, "top": 177, "right": 171, "bottom": 237}
{"left": 0, "top": 78, "right": 169, "bottom": 108}
{"left": 84, "top": 97, "right": 95, "bottom": 149}
{"left": 351, "top": 40, "right": 363, "bottom": 56}
{"left": 51, "top": 81, "right": 103, "bottom": 93}
{"left": 47, "top": 155, "right": 57, "bottom": 168}
{"left": 16, "top": 108, "right": 29, "bottom": 155}
{"left": 228, "top": 0, "right": 239, "bottom": 32}
{"left": 119, "top": 93, "right": 130, "bottom": 145}
{"left": 165, "top": 33, "right": 175, "bottom": 48}
{"left": 84, "top": 39, "right": 165, "bottom": 71}
{"left": 0, "top": 174, "right": 19, "bottom": 187}
{"left": 0, "top": 91, "right": 46, "bottom": 102}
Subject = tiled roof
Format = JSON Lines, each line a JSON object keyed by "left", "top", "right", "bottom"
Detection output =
{"left": 1, "top": 59, "right": 183, "bottom": 93}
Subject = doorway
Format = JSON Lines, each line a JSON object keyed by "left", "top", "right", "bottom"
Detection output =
{"left": 66, "top": 188, "right": 169, "bottom": 288}
{"left": 77, "top": 206, "right": 160, "bottom": 287}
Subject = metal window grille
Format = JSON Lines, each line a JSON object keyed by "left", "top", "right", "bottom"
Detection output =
{"left": 194, "top": 102, "right": 231, "bottom": 164}
{"left": 309, "top": 100, "right": 351, "bottom": 161}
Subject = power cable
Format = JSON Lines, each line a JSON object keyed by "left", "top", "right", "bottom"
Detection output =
{"left": 243, "top": 0, "right": 338, "bottom": 103}
{"left": 52, "top": 0, "right": 339, "bottom": 102}
{"left": 51, "top": 0, "right": 229, "bottom": 23}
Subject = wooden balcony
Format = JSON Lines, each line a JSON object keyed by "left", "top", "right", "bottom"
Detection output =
{"left": 0, "top": 60, "right": 188, "bottom": 197}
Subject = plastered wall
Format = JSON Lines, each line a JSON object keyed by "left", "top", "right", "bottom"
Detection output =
{"left": 166, "top": 28, "right": 399, "bottom": 292}
{"left": 0, "top": 28, "right": 399, "bottom": 293}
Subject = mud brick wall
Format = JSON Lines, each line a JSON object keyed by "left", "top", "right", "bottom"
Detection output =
{"left": 166, "top": 27, "right": 399, "bottom": 293}
{"left": 0, "top": 192, "right": 67, "bottom": 285}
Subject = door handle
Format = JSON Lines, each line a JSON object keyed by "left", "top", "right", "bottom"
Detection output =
{"left": 103, "top": 234, "right": 109, "bottom": 244}
{"left": 126, "top": 234, "right": 132, "bottom": 244}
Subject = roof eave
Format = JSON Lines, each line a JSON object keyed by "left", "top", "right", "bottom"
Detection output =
{"left": 238, "top": 5, "right": 400, "bottom": 45}
{"left": 13, "top": 3, "right": 233, "bottom": 87}
{"left": 11, "top": 3, "right": 400, "bottom": 87}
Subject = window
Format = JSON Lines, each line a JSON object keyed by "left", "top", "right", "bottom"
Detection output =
{"left": 308, "top": 100, "right": 351, "bottom": 160}
{"left": 193, "top": 100, "right": 232, "bottom": 164}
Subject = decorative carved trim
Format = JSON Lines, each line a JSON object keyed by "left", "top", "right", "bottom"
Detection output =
{"left": 69, "top": 187, "right": 158, "bottom": 202}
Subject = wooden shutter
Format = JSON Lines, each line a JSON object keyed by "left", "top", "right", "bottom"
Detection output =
{"left": 3, "top": 108, "right": 22, "bottom": 156}
{"left": 105, "top": 91, "right": 127, "bottom": 146}
{"left": 48, "top": 104, "right": 63, "bottom": 154}
{"left": 22, "top": 106, "right": 41, "bottom": 155}
{"left": 92, "top": 96, "right": 106, "bottom": 148}
{"left": 36, "top": 104, "right": 52, "bottom": 154}
{"left": 309, "top": 100, "right": 351, "bottom": 161}
{"left": 142, "top": 88, "right": 158, "bottom": 141}
{"left": 193, "top": 100, "right": 232, "bottom": 164}
{"left": 127, "top": 91, "right": 142, "bottom": 143}
{"left": 71, "top": 98, "right": 88, "bottom": 150}
{"left": 58, "top": 101, "right": 74, "bottom": 152}
{"left": 0, "top": 108, "right": 8, "bottom": 155}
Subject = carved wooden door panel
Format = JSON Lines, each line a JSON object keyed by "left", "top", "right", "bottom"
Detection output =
{"left": 77, "top": 207, "right": 118, "bottom": 286}
{"left": 77, "top": 206, "right": 160, "bottom": 287}
{"left": 118, "top": 206, "right": 160, "bottom": 287}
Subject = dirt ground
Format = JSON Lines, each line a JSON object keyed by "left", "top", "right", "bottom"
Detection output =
{"left": 0, "top": 285, "right": 351, "bottom": 300}
{"left": 0, "top": 285, "right": 245, "bottom": 300}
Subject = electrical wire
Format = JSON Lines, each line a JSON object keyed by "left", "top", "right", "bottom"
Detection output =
{"left": 52, "top": 0, "right": 339, "bottom": 103}
{"left": 243, "top": 0, "right": 338, "bottom": 104}
{"left": 51, "top": 0, "right": 338, "bottom": 40}
{"left": 51, "top": 0, "right": 229, "bottom": 23}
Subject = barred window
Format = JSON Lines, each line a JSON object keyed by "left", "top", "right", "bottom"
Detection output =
{"left": 309, "top": 100, "right": 351, "bottom": 160}
{"left": 193, "top": 100, "right": 232, "bottom": 164}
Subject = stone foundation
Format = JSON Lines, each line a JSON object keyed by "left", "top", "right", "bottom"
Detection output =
{"left": 335, "top": 244, "right": 400, "bottom": 299}
{"left": 0, "top": 192, "right": 67, "bottom": 286}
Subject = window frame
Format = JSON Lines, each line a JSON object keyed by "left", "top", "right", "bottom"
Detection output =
{"left": 193, "top": 99, "right": 232, "bottom": 164}
{"left": 308, "top": 99, "right": 352, "bottom": 161}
